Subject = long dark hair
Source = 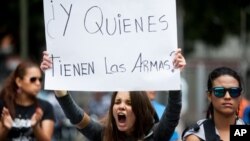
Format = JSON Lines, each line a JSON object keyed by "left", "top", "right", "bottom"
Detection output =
{"left": 0, "top": 60, "right": 41, "bottom": 118}
{"left": 206, "top": 66, "right": 243, "bottom": 119}
{"left": 103, "top": 91, "right": 155, "bottom": 141}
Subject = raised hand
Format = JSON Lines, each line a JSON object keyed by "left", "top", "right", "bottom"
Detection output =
{"left": 1, "top": 107, "right": 13, "bottom": 130}
{"left": 31, "top": 107, "right": 43, "bottom": 127}
{"left": 40, "top": 51, "right": 52, "bottom": 72}
{"left": 173, "top": 48, "right": 186, "bottom": 71}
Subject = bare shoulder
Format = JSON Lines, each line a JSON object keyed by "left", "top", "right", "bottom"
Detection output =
{"left": 185, "top": 134, "right": 201, "bottom": 141}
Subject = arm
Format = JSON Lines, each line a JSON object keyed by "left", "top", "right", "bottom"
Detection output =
{"left": 54, "top": 91, "right": 87, "bottom": 127}
{"left": 153, "top": 90, "right": 182, "bottom": 141}
{"left": 40, "top": 52, "right": 90, "bottom": 128}
{"left": 152, "top": 48, "right": 186, "bottom": 140}
{"left": 154, "top": 48, "right": 186, "bottom": 141}
{"left": 40, "top": 52, "right": 103, "bottom": 139}
{"left": 54, "top": 91, "right": 103, "bottom": 140}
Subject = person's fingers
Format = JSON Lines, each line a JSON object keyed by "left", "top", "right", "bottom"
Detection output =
{"left": 36, "top": 107, "right": 43, "bottom": 117}
{"left": 175, "top": 48, "right": 182, "bottom": 54}
{"left": 42, "top": 52, "right": 51, "bottom": 63}
{"left": 40, "top": 51, "right": 52, "bottom": 71}
{"left": 40, "top": 62, "right": 50, "bottom": 71}
{"left": 43, "top": 50, "right": 49, "bottom": 56}
{"left": 31, "top": 107, "right": 44, "bottom": 126}
{"left": 2, "top": 107, "right": 10, "bottom": 116}
{"left": 172, "top": 48, "right": 181, "bottom": 63}
{"left": 175, "top": 56, "right": 186, "bottom": 66}
{"left": 172, "top": 48, "right": 186, "bottom": 70}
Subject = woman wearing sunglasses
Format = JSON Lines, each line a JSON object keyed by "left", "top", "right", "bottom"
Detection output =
{"left": 182, "top": 66, "right": 246, "bottom": 141}
{"left": 0, "top": 60, "right": 55, "bottom": 141}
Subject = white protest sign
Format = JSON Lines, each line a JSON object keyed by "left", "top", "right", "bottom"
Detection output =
{"left": 43, "top": 0, "right": 180, "bottom": 91}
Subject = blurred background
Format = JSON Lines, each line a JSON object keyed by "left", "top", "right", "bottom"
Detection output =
{"left": 1, "top": 0, "right": 250, "bottom": 141}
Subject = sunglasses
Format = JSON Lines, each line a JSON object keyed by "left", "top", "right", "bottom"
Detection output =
{"left": 29, "top": 77, "right": 43, "bottom": 83}
{"left": 211, "top": 87, "right": 242, "bottom": 98}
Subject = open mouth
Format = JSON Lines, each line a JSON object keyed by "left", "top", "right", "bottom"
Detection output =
{"left": 118, "top": 113, "right": 126, "bottom": 123}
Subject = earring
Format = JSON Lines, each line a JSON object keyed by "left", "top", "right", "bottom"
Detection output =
{"left": 17, "top": 87, "right": 22, "bottom": 94}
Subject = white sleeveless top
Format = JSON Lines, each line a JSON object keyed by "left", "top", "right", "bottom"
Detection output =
{"left": 182, "top": 118, "right": 245, "bottom": 141}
